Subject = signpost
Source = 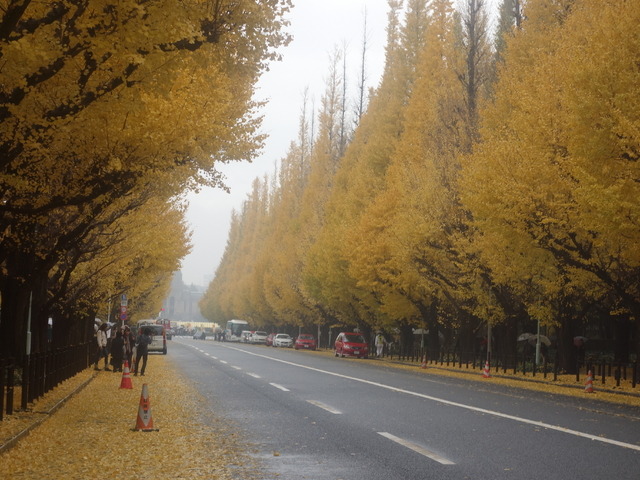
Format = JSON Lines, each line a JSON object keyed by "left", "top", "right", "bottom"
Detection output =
{"left": 120, "top": 294, "right": 128, "bottom": 324}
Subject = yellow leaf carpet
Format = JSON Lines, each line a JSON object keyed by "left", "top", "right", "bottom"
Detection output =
{"left": 0, "top": 355, "right": 260, "bottom": 479}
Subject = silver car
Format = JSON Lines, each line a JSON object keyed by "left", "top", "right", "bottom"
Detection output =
{"left": 250, "top": 331, "right": 268, "bottom": 344}
{"left": 273, "top": 333, "right": 293, "bottom": 348}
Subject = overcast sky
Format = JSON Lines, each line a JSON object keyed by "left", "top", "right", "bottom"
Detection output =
{"left": 180, "top": 1, "right": 391, "bottom": 286}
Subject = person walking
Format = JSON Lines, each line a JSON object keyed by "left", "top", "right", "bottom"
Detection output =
{"left": 375, "top": 332, "right": 386, "bottom": 358}
{"left": 134, "top": 327, "right": 152, "bottom": 376}
{"left": 94, "top": 323, "right": 111, "bottom": 371}
{"left": 110, "top": 330, "right": 125, "bottom": 372}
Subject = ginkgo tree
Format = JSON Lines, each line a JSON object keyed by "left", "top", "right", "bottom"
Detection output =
{"left": 47, "top": 194, "right": 192, "bottom": 348}
{"left": 461, "top": 0, "right": 640, "bottom": 369}
{"left": 0, "top": 0, "right": 291, "bottom": 359}
{"left": 303, "top": 0, "right": 427, "bottom": 338}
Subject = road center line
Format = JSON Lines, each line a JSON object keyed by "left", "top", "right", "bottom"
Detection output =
{"left": 246, "top": 373, "right": 261, "bottom": 379}
{"left": 307, "top": 400, "right": 342, "bottom": 414}
{"left": 223, "top": 345, "right": 640, "bottom": 453}
{"left": 378, "top": 432, "right": 455, "bottom": 465}
{"left": 270, "top": 383, "right": 290, "bottom": 392}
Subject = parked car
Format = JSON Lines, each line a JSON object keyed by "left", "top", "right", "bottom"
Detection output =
{"left": 241, "top": 330, "right": 253, "bottom": 343}
{"left": 193, "top": 329, "right": 205, "bottom": 340}
{"left": 294, "top": 334, "right": 317, "bottom": 350}
{"left": 140, "top": 324, "right": 167, "bottom": 354}
{"left": 250, "top": 331, "right": 268, "bottom": 344}
{"left": 266, "top": 333, "right": 276, "bottom": 346}
{"left": 273, "top": 333, "right": 293, "bottom": 348}
{"left": 334, "top": 332, "right": 368, "bottom": 358}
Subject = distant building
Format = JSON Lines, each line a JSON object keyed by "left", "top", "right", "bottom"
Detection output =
{"left": 162, "top": 272, "right": 206, "bottom": 323}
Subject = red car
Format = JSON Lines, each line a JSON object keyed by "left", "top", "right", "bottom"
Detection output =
{"left": 294, "top": 334, "right": 317, "bottom": 350}
{"left": 334, "top": 332, "right": 368, "bottom": 358}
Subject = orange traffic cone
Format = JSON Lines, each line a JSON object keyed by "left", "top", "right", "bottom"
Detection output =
{"left": 421, "top": 355, "right": 427, "bottom": 369}
{"left": 482, "top": 360, "right": 491, "bottom": 378}
{"left": 584, "top": 370, "right": 594, "bottom": 393}
{"left": 133, "top": 383, "right": 158, "bottom": 431}
{"left": 120, "top": 361, "right": 133, "bottom": 389}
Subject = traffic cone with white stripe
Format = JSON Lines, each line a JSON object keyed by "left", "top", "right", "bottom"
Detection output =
{"left": 119, "top": 361, "right": 133, "bottom": 389}
{"left": 133, "top": 383, "right": 158, "bottom": 431}
{"left": 421, "top": 355, "right": 427, "bottom": 369}
{"left": 584, "top": 370, "right": 594, "bottom": 393}
{"left": 482, "top": 360, "right": 491, "bottom": 378}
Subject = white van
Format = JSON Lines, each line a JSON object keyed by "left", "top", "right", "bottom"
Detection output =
{"left": 137, "top": 323, "right": 167, "bottom": 354}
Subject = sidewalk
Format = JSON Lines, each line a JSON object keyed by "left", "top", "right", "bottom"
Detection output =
{"left": 0, "top": 355, "right": 261, "bottom": 480}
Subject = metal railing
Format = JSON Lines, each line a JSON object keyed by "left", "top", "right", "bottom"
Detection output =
{"left": 1, "top": 342, "right": 91, "bottom": 421}
{"left": 383, "top": 345, "right": 639, "bottom": 389}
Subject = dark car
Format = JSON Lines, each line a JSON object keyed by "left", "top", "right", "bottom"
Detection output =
{"left": 295, "top": 334, "right": 317, "bottom": 350}
{"left": 334, "top": 332, "right": 368, "bottom": 358}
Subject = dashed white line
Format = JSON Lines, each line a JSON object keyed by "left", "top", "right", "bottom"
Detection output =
{"left": 306, "top": 400, "right": 342, "bottom": 414}
{"left": 220, "top": 360, "right": 228, "bottom": 364}
{"left": 247, "top": 373, "right": 261, "bottom": 379}
{"left": 179, "top": 339, "right": 640, "bottom": 454}
{"left": 270, "top": 383, "right": 290, "bottom": 392}
{"left": 221, "top": 345, "right": 640, "bottom": 453}
{"left": 378, "top": 432, "right": 455, "bottom": 465}
{"left": 232, "top": 366, "right": 242, "bottom": 370}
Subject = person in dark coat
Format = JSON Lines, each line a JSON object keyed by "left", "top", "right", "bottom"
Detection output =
{"left": 134, "top": 327, "right": 152, "bottom": 376}
{"left": 123, "top": 325, "right": 136, "bottom": 369}
{"left": 110, "top": 330, "right": 125, "bottom": 372}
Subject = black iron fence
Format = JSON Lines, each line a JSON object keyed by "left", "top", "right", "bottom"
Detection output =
{"left": 383, "top": 345, "right": 639, "bottom": 389}
{"left": 1, "top": 342, "right": 92, "bottom": 421}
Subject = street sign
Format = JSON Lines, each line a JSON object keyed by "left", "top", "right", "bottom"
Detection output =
{"left": 121, "top": 294, "right": 128, "bottom": 307}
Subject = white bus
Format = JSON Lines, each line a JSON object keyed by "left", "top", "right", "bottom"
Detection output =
{"left": 225, "top": 319, "right": 249, "bottom": 342}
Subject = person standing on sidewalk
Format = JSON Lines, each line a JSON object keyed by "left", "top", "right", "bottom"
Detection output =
{"left": 94, "top": 323, "right": 111, "bottom": 371}
{"left": 134, "top": 327, "right": 152, "bottom": 376}
{"left": 375, "top": 332, "right": 386, "bottom": 358}
{"left": 123, "top": 325, "right": 135, "bottom": 368}
{"left": 110, "top": 330, "right": 125, "bottom": 372}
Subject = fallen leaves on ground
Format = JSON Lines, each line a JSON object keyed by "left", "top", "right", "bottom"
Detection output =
{"left": 0, "top": 357, "right": 261, "bottom": 479}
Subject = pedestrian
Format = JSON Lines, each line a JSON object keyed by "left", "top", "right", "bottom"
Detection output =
{"left": 134, "top": 327, "right": 152, "bottom": 376}
{"left": 110, "top": 330, "right": 125, "bottom": 372}
{"left": 123, "top": 325, "right": 136, "bottom": 369}
{"left": 94, "top": 323, "right": 111, "bottom": 371}
{"left": 375, "top": 332, "right": 386, "bottom": 358}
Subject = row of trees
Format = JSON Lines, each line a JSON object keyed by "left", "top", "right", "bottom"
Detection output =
{"left": 0, "top": 0, "right": 292, "bottom": 361}
{"left": 200, "top": 0, "right": 640, "bottom": 371}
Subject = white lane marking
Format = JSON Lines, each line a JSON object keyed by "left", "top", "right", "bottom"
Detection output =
{"left": 270, "top": 383, "right": 290, "bottom": 392}
{"left": 211, "top": 356, "right": 218, "bottom": 360}
{"left": 247, "top": 373, "right": 261, "bottom": 379}
{"left": 223, "top": 345, "right": 640, "bottom": 453}
{"left": 219, "top": 360, "right": 228, "bottom": 364}
{"left": 232, "top": 366, "right": 242, "bottom": 370}
{"left": 378, "top": 432, "right": 455, "bottom": 465}
{"left": 307, "top": 400, "right": 342, "bottom": 414}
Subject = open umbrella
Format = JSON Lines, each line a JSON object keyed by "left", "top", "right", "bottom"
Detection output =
{"left": 517, "top": 333, "right": 535, "bottom": 342}
{"left": 518, "top": 333, "right": 551, "bottom": 346}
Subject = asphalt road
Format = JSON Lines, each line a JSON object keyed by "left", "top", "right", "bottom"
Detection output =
{"left": 171, "top": 338, "right": 640, "bottom": 480}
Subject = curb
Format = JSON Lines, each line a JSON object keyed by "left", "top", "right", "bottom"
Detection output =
{"left": 0, "top": 371, "right": 98, "bottom": 454}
